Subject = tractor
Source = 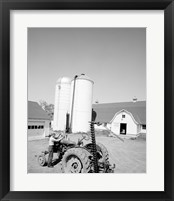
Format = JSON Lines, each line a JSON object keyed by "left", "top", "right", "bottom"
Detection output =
{"left": 38, "top": 121, "right": 115, "bottom": 173}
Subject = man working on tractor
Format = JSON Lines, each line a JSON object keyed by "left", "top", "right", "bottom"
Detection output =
{"left": 47, "top": 131, "right": 64, "bottom": 168}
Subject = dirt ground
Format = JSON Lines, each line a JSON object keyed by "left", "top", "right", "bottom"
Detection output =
{"left": 28, "top": 134, "right": 146, "bottom": 173}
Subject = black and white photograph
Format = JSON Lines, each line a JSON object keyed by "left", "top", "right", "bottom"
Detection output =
{"left": 27, "top": 28, "right": 146, "bottom": 173}
{"left": 1, "top": 0, "right": 174, "bottom": 199}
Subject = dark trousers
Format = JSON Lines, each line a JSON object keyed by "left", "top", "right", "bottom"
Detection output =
{"left": 47, "top": 145, "right": 54, "bottom": 167}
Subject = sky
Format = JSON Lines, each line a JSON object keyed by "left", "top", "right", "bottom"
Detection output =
{"left": 28, "top": 28, "right": 146, "bottom": 105}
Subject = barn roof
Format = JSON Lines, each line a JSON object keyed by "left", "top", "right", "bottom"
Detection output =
{"left": 92, "top": 101, "right": 146, "bottom": 124}
{"left": 28, "top": 101, "right": 50, "bottom": 120}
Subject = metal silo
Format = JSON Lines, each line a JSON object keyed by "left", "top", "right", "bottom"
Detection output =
{"left": 70, "top": 74, "right": 94, "bottom": 133}
{"left": 53, "top": 77, "right": 71, "bottom": 131}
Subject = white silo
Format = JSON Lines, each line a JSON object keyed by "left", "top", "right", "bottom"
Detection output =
{"left": 70, "top": 74, "right": 94, "bottom": 133}
{"left": 53, "top": 77, "right": 71, "bottom": 131}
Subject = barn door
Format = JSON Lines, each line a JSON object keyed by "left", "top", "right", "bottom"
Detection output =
{"left": 120, "top": 123, "right": 127, "bottom": 135}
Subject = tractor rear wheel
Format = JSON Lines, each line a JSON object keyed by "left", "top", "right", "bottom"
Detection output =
{"left": 96, "top": 142, "right": 109, "bottom": 162}
{"left": 61, "top": 148, "right": 91, "bottom": 173}
{"left": 84, "top": 142, "right": 109, "bottom": 163}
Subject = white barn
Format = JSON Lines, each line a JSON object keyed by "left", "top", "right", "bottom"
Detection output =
{"left": 28, "top": 101, "right": 50, "bottom": 140}
{"left": 93, "top": 101, "right": 146, "bottom": 137}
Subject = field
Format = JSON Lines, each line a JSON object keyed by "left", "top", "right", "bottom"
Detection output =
{"left": 28, "top": 133, "right": 146, "bottom": 173}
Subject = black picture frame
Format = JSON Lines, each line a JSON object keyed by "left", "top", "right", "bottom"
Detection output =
{"left": 0, "top": 0, "right": 173, "bottom": 200}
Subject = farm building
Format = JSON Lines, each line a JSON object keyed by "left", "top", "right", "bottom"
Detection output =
{"left": 93, "top": 101, "right": 146, "bottom": 137}
{"left": 28, "top": 101, "right": 51, "bottom": 140}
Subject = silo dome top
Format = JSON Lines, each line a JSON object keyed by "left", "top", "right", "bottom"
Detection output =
{"left": 56, "top": 77, "right": 71, "bottom": 84}
{"left": 76, "top": 74, "right": 94, "bottom": 84}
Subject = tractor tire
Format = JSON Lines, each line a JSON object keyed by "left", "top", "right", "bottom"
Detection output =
{"left": 96, "top": 142, "right": 109, "bottom": 162}
{"left": 61, "top": 148, "right": 91, "bottom": 173}
{"left": 38, "top": 154, "right": 47, "bottom": 166}
{"left": 84, "top": 142, "right": 109, "bottom": 163}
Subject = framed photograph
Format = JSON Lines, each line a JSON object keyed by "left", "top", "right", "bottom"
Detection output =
{"left": 0, "top": 0, "right": 173, "bottom": 200}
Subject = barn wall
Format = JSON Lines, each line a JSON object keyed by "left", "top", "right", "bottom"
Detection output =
{"left": 28, "top": 119, "right": 50, "bottom": 140}
{"left": 111, "top": 111, "right": 138, "bottom": 135}
{"left": 137, "top": 124, "right": 141, "bottom": 133}
{"left": 140, "top": 125, "right": 146, "bottom": 133}
{"left": 44, "top": 120, "right": 50, "bottom": 137}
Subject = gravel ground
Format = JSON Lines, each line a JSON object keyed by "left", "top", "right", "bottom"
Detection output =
{"left": 28, "top": 134, "right": 146, "bottom": 173}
